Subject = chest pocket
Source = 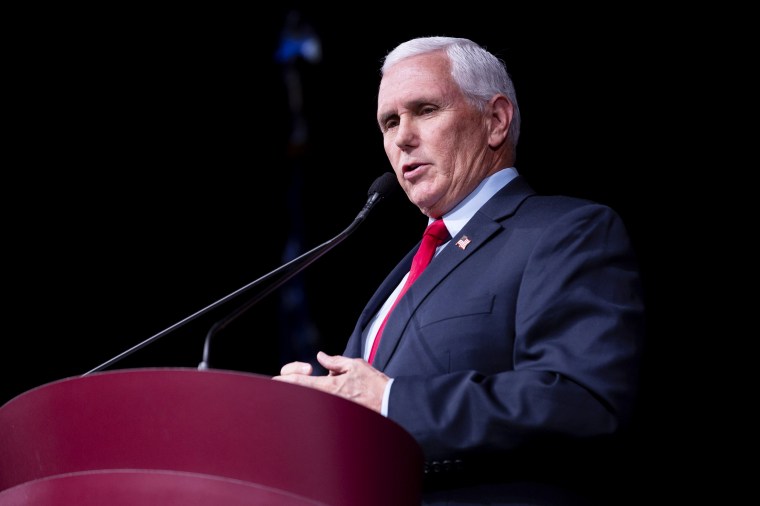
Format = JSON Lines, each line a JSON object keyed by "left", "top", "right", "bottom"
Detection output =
{"left": 416, "top": 294, "right": 494, "bottom": 328}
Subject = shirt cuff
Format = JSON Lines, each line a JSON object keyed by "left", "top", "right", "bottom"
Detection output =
{"left": 381, "top": 377, "right": 394, "bottom": 417}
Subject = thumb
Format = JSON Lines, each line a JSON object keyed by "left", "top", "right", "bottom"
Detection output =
{"left": 316, "top": 351, "right": 346, "bottom": 373}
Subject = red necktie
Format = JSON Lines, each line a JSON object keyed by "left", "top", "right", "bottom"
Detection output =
{"left": 368, "top": 219, "right": 450, "bottom": 364}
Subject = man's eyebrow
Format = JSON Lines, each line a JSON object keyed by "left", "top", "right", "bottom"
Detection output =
{"left": 377, "top": 110, "right": 397, "bottom": 126}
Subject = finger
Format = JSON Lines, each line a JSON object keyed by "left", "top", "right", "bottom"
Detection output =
{"left": 272, "top": 373, "right": 309, "bottom": 385}
{"left": 271, "top": 372, "right": 323, "bottom": 392}
{"left": 316, "top": 351, "right": 349, "bottom": 374}
{"left": 278, "top": 361, "right": 313, "bottom": 376}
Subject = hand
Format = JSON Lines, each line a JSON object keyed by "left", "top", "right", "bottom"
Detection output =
{"left": 272, "top": 351, "right": 389, "bottom": 413}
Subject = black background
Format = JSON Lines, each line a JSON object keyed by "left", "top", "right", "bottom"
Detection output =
{"left": 4, "top": 5, "right": 706, "bottom": 503}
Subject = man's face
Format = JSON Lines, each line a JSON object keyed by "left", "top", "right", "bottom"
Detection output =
{"left": 376, "top": 51, "right": 493, "bottom": 218}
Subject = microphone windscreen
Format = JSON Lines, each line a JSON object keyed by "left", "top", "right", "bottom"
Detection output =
{"left": 368, "top": 172, "right": 398, "bottom": 198}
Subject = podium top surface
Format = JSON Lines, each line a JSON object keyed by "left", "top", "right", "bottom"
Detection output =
{"left": 0, "top": 367, "right": 423, "bottom": 506}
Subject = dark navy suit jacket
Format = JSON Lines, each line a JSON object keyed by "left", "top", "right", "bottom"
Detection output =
{"left": 343, "top": 176, "right": 646, "bottom": 505}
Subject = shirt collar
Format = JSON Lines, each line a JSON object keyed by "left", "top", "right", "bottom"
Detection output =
{"left": 434, "top": 167, "right": 519, "bottom": 238}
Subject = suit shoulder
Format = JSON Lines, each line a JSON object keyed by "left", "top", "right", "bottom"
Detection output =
{"left": 518, "top": 194, "right": 622, "bottom": 222}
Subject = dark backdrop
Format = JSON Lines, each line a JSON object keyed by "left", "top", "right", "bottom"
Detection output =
{"left": 4, "top": 5, "right": 700, "bottom": 503}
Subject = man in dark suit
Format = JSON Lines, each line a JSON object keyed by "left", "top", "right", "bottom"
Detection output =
{"left": 274, "top": 36, "right": 646, "bottom": 506}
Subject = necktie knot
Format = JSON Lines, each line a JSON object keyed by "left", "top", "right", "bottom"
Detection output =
{"left": 410, "top": 220, "right": 449, "bottom": 278}
{"left": 424, "top": 219, "right": 450, "bottom": 242}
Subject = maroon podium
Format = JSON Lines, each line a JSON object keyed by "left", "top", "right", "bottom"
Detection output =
{"left": 0, "top": 368, "right": 424, "bottom": 505}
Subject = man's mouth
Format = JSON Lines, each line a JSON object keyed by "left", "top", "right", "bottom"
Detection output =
{"left": 402, "top": 163, "right": 426, "bottom": 176}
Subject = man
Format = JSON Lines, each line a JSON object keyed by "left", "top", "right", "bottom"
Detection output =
{"left": 274, "top": 36, "right": 646, "bottom": 506}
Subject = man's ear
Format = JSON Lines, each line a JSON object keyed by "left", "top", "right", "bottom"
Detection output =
{"left": 487, "top": 95, "right": 513, "bottom": 149}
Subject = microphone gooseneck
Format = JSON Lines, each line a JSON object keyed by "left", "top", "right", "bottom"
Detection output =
{"left": 83, "top": 173, "right": 398, "bottom": 376}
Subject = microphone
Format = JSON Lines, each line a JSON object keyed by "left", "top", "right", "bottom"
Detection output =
{"left": 83, "top": 172, "right": 398, "bottom": 376}
{"left": 198, "top": 171, "right": 397, "bottom": 370}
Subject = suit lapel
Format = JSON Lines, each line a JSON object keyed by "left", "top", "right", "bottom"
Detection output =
{"left": 371, "top": 175, "right": 536, "bottom": 369}
{"left": 370, "top": 215, "right": 502, "bottom": 369}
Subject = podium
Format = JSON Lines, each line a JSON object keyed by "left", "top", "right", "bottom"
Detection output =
{"left": 0, "top": 368, "right": 424, "bottom": 505}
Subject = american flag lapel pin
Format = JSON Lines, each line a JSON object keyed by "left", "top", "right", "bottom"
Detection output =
{"left": 455, "top": 236, "right": 471, "bottom": 250}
